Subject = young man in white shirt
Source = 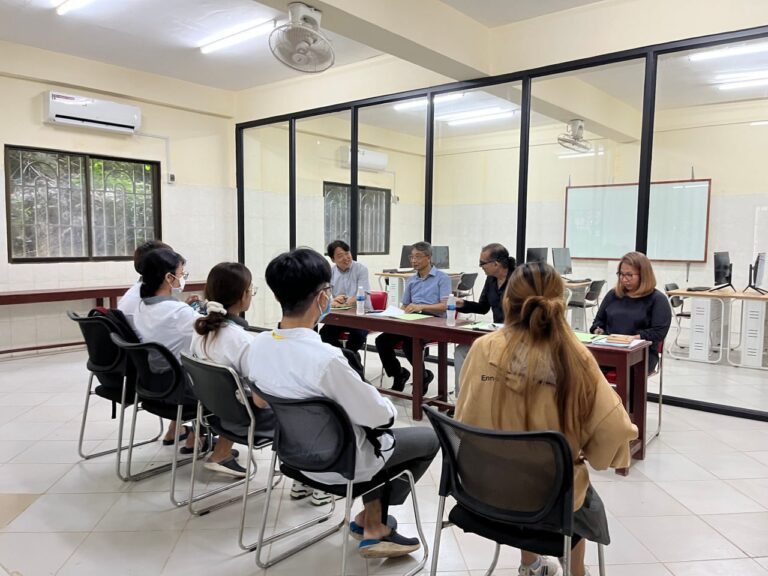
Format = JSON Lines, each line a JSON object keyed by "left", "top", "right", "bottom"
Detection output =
{"left": 246, "top": 248, "right": 439, "bottom": 559}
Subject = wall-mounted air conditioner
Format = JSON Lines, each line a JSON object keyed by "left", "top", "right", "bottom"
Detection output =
{"left": 44, "top": 91, "right": 141, "bottom": 134}
{"left": 338, "top": 145, "right": 388, "bottom": 172}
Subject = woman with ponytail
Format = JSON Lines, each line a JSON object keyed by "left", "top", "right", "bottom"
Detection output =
{"left": 455, "top": 262, "right": 637, "bottom": 576}
{"left": 189, "top": 262, "right": 273, "bottom": 478}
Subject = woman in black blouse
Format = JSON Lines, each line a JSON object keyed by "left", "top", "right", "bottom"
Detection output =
{"left": 590, "top": 251, "right": 671, "bottom": 372}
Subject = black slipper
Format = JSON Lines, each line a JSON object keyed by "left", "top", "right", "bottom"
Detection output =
{"left": 162, "top": 425, "right": 191, "bottom": 446}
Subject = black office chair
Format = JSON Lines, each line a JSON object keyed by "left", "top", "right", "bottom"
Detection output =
{"left": 423, "top": 406, "right": 606, "bottom": 576}
{"left": 110, "top": 333, "right": 205, "bottom": 499}
{"left": 251, "top": 386, "right": 428, "bottom": 576}
{"left": 665, "top": 283, "right": 690, "bottom": 349}
{"left": 180, "top": 353, "right": 279, "bottom": 548}
{"left": 67, "top": 310, "right": 162, "bottom": 465}
{"left": 456, "top": 272, "right": 479, "bottom": 300}
{"left": 567, "top": 280, "right": 605, "bottom": 331}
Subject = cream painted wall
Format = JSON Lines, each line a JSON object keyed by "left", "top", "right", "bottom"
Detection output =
{"left": 490, "top": 0, "right": 768, "bottom": 76}
{"left": 0, "top": 44, "right": 236, "bottom": 352}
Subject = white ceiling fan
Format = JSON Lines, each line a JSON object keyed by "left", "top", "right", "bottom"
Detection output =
{"left": 269, "top": 2, "right": 335, "bottom": 73}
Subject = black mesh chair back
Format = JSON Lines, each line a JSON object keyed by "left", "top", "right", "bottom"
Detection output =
{"left": 251, "top": 385, "right": 356, "bottom": 480}
{"left": 180, "top": 353, "right": 273, "bottom": 442}
{"left": 584, "top": 280, "right": 606, "bottom": 304}
{"left": 68, "top": 309, "right": 138, "bottom": 391}
{"left": 109, "top": 333, "right": 187, "bottom": 405}
{"left": 665, "top": 282, "right": 684, "bottom": 309}
{"left": 424, "top": 406, "right": 573, "bottom": 535}
{"left": 457, "top": 272, "right": 478, "bottom": 292}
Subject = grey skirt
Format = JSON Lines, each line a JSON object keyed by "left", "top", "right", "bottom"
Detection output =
{"left": 573, "top": 484, "right": 610, "bottom": 545}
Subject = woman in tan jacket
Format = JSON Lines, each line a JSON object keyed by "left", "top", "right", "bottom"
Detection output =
{"left": 456, "top": 262, "right": 637, "bottom": 576}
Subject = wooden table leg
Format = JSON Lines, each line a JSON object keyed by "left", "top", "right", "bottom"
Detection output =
{"left": 632, "top": 355, "right": 648, "bottom": 461}
{"left": 437, "top": 342, "right": 448, "bottom": 409}
{"left": 615, "top": 356, "right": 632, "bottom": 476}
{"left": 411, "top": 338, "right": 425, "bottom": 421}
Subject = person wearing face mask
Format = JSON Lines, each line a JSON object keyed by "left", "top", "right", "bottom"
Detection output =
{"left": 590, "top": 252, "right": 671, "bottom": 373}
{"left": 245, "top": 248, "right": 439, "bottom": 559}
{"left": 133, "top": 249, "right": 235, "bottom": 457}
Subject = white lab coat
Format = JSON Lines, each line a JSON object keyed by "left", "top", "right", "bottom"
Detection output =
{"left": 245, "top": 327, "right": 397, "bottom": 483}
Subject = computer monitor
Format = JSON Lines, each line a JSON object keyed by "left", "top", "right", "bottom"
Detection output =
{"left": 526, "top": 247, "right": 548, "bottom": 264}
{"left": 755, "top": 252, "right": 766, "bottom": 287}
{"left": 432, "top": 246, "right": 450, "bottom": 269}
{"left": 399, "top": 245, "right": 413, "bottom": 268}
{"left": 552, "top": 247, "right": 572, "bottom": 275}
{"left": 714, "top": 251, "right": 731, "bottom": 286}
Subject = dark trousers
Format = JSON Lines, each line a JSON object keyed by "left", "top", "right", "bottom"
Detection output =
{"left": 375, "top": 333, "right": 416, "bottom": 377}
{"left": 320, "top": 324, "right": 368, "bottom": 353}
{"left": 362, "top": 427, "right": 439, "bottom": 520}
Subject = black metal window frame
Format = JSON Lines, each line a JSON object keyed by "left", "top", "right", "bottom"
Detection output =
{"left": 323, "top": 180, "right": 391, "bottom": 255}
{"left": 4, "top": 144, "right": 162, "bottom": 264}
{"left": 236, "top": 23, "right": 768, "bottom": 422}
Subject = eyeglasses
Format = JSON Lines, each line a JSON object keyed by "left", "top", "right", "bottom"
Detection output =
{"left": 409, "top": 254, "right": 427, "bottom": 261}
{"left": 317, "top": 284, "right": 332, "bottom": 295}
{"left": 172, "top": 271, "right": 189, "bottom": 280}
{"left": 479, "top": 260, "right": 496, "bottom": 267}
{"left": 249, "top": 285, "right": 258, "bottom": 296}
{"left": 616, "top": 272, "right": 637, "bottom": 279}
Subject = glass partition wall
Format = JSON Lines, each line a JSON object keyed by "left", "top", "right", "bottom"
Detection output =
{"left": 432, "top": 83, "right": 522, "bottom": 306}
{"left": 237, "top": 26, "right": 768, "bottom": 420}
{"left": 651, "top": 38, "right": 768, "bottom": 412}
{"left": 357, "top": 98, "right": 427, "bottom": 281}
{"left": 526, "top": 60, "right": 645, "bottom": 284}
{"left": 241, "top": 122, "right": 289, "bottom": 329}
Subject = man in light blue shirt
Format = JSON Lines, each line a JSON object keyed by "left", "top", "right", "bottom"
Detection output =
{"left": 320, "top": 239, "right": 371, "bottom": 355}
{"left": 376, "top": 242, "right": 450, "bottom": 392}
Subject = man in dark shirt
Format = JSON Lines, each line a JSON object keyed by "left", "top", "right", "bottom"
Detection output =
{"left": 453, "top": 243, "right": 515, "bottom": 396}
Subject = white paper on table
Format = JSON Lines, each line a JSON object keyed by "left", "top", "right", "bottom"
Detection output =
{"left": 367, "top": 306, "right": 405, "bottom": 317}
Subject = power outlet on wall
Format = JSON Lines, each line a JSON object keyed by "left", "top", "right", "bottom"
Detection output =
{"left": 168, "top": 173, "right": 176, "bottom": 184}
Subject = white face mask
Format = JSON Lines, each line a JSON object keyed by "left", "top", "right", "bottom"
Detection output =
{"left": 169, "top": 273, "right": 186, "bottom": 297}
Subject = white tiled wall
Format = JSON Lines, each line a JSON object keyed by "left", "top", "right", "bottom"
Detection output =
{"left": 0, "top": 177, "right": 236, "bottom": 352}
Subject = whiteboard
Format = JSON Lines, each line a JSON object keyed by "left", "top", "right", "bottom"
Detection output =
{"left": 565, "top": 180, "right": 710, "bottom": 262}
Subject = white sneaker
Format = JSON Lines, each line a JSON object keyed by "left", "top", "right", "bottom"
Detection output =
{"left": 518, "top": 556, "right": 563, "bottom": 576}
{"left": 310, "top": 489, "right": 337, "bottom": 506}
{"left": 289, "top": 481, "right": 313, "bottom": 500}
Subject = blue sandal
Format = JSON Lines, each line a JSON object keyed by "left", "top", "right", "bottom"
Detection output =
{"left": 358, "top": 529, "right": 420, "bottom": 558}
{"left": 349, "top": 514, "right": 397, "bottom": 541}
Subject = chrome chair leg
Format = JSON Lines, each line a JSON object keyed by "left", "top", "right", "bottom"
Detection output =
{"left": 79, "top": 373, "right": 162, "bottom": 463}
{"left": 597, "top": 542, "right": 606, "bottom": 576}
{"left": 429, "top": 496, "right": 446, "bottom": 575}
{"left": 483, "top": 543, "right": 500, "bottom": 576}
{"left": 562, "top": 535, "right": 572, "bottom": 576}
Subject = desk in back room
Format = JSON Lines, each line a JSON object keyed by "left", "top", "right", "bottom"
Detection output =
{"left": 667, "top": 288, "right": 768, "bottom": 369}
{"left": 323, "top": 309, "right": 649, "bottom": 472}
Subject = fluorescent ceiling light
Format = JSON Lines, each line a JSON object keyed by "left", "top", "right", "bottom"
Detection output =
{"left": 717, "top": 78, "right": 768, "bottom": 91}
{"left": 557, "top": 150, "right": 605, "bottom": 159}
{"left": 392, "top": 93, "right": 464, "bottom": 112}
{"left": 750, "top": 120, "right": 768, "bottom": 126}
{"left": 689, "top": 42, "right": 768, "bottom": 62}
{"left": 437, "top": 107, "right": 504, "bottom": 122}
{"left": 54, "top": 0, "right": 94, "bottom": 15}
{"left": 447, "top": 111, "right": 515, "bottom": 127}
{"left": 200, "top": 19, "right": 275, "bottom": 54}
{"left": 714, "top": 71, "right": 768, "bottom": 82}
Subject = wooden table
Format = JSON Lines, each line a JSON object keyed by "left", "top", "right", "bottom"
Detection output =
{"left": 588, "top": 340, "right": 651, "bottom": 474}
{"left": 0, "top": 281, "right": 206, "bottom": 354}
{"left": 324, "top": 309, "right": 650, "bottom": 471}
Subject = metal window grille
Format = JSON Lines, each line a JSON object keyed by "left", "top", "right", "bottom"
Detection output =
{"left": 323, "top": 182, "right": 390, "bottom": 255}
{"left": 5, "top": 146, "right": 159, "bottom": 261}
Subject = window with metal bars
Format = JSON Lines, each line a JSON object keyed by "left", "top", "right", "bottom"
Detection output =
{"left": 323, "top": 181, "right": 390, "bottom": 255}
{"left": 4, "top": 145, "right": 161, "bottom": 262}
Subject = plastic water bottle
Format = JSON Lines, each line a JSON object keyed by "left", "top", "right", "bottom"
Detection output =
{"left": 356, "top": 286, "right": 365, "bottom": 316}
{"left": 446, "top": 294, "right": 456, "bottom": 326}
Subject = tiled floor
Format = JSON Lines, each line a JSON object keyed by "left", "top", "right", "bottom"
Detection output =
{"left": 1, "top": 349, "right": 767, "bottom": 575}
